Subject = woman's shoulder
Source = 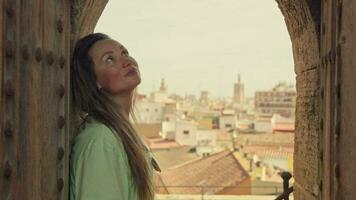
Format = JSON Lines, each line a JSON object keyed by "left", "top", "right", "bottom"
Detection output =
{"left": 72, "top": 120, "right": 122, "bottom": 151}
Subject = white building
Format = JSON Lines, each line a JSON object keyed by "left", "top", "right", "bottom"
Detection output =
{"left": 162, "top": 119, "right": 218, "bottom": 153}
{"left": 135, "top": 100, "right": 164, "bottom": 123}
{"left": 150, "top": 78, "right": 169, "bottom": 103}
{"left": 161, "top": 121, "right": 176, "bottom": 140}
{"left": 196, "top": 129, "right": 217, "bottom": 157}
{"left": 162, "top": 113, "right": 178, "bottom": 122}
{"left": 163, "top": 100, "right": 177, "bottom": 115}
{"left": 175, "top": 120, "right": 198, "bottom": 146}
{"left": 271, "top": 114, "right": 295, "bottom": 132}
{"left": 219, "top": 109, "right": 237, "bottom": 132}
{"left": 161, "top": 120, "right": 200, "bottom": 145}
{"left": 254, "top": 115, "right": 273, "bottom": 133}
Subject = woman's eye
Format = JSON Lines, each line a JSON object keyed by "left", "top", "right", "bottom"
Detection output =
{"left": 122, "top": 50, "right": 129, "bottom": 56}
{"left": 106, "top": 56, "right": 114, "bottom": 63}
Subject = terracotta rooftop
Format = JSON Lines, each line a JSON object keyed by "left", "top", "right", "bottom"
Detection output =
{"left": 252, "top": 149, "right": 293, "bottom": 159}
{"left": 148, "top": 138, "right": 181, "bottom": 150}
{"left": 236, "top": 132, "right": 294, "bottom": 145}
{"left": 157, "top": 150, "right": 250, "bottom": 194}
{"left": 243, "top": 145, "right": 294, "bottom": 159}
{"left": 216, "top": 130, "right": 232, "bottom": 141}
{"left": 152, "top": 146, "right": 200, "bottom": 170}
{"left": 134, "top": 123, "right": 161, "bottom": 139}
{"left": 273, "top": 123, "right": 295, "bottom": 132}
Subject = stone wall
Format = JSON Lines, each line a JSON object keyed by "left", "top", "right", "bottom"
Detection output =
{"left": 276, "top": 1, "right": 321, "bottom": 199}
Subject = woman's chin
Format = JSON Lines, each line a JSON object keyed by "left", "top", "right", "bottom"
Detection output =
{"left": 129, "top": 76, "right": 141, "bottom": 87}
{"left": 110, "top": 85, "right": 140, "bottom": 95}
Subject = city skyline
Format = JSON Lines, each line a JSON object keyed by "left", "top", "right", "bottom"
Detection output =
{"left": 95, "top": 0, "right": 295, "bottom": 97}
{"left": 141, "top": 77, "right": 295, "bottom": 100}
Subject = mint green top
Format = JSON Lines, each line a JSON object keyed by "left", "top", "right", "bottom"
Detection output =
{"left": 69, "top": 120, "right": 153, "bottom": 200}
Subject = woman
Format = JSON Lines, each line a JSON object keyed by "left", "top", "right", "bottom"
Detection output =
{"left": 69, "top": 33, "right": 160, "bottom": 200}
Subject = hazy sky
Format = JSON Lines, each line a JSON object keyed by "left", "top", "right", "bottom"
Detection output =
{"left": 95, "top": 0, "right": 295, "bottom": 98}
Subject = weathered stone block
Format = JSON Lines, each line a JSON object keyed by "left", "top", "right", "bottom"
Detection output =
{"left": 292, "top": 23, "right": 320, "bottom": 75}
{"left": 294, "top": 68, "right": 320, "bottom": 199}
{"left": 294, "top": 183, "right": 319, "bottom": 200}
{"left": 277, "top": 0, "right": 320, "bottom": 75}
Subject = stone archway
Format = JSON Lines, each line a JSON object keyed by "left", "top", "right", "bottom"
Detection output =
{"left": 2, "top": 0, "right": 356, "bottom": 200}
{"left": 277, "top": 1, "right": 322, "bottom": 200}
{"left": 71, "top": 1, "right": 324, "bottom": 199}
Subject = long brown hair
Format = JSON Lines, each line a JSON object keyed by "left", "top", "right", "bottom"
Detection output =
{"left": 71, "top": 33, "right": 154, "bottom": 200}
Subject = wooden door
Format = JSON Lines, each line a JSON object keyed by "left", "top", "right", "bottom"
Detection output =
{"left": 0, "top": 1, "right": 70, "bottom": 199}
{"left": 319, "top": 0, "right": 356, "bottom": 199}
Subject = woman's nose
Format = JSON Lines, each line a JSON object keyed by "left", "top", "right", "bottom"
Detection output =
{"left": 122, "top": 59, "right": 134, "bottom": 68}
{"left": 122, "top": 59, "right": 137, "bottom": 68}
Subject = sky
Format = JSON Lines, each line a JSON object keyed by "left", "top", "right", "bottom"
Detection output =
{"left": 95, "top": 0, "right": 295, "bottom": 98}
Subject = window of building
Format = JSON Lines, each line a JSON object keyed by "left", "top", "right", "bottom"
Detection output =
{"left": 183, "top": 130, "right": 190, "bottom": 135}
{"left": 203, "top": 153, "right": 210, "bottom": 157}
{"left": 225, "top": 124, "right": 232, "bottom": 128}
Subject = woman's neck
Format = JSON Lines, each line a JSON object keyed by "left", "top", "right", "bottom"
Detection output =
{"left": 113, "top": 91, "right": 132, "bottom": 119}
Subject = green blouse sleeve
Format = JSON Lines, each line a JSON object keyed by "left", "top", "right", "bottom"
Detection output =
{"left": 70, "top": 123, "right": 133, "bottom": 200}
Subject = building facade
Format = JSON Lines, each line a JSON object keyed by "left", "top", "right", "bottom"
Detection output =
{"left": 254, "top": 82, "right": 296, "bottom": 118}
{"left": 135, "top": 100, "right": 164, "bottom": 123}
{"left": 219, "top": 109, "right": 237, "bottom": 132}
{"left": 175, "top": 120, "right": 198, "bottom": 146}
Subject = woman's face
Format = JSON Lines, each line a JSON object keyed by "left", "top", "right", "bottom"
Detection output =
{"left": 89, "top": 39, "right": 141, "bottom": 95}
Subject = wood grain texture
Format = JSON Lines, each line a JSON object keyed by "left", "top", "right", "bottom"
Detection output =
{"left": 1, "top": 0, "right": 21, "bottom": 199}
{"left": 0, "top": 0, "right": 70, "bottom": 199}
{"left": 69, "top": 0, "right": 108, "bottom": 154}
{"left": 338, "top": 1, "right": 356, "bottom": 199}
{"left": 0, "top": 0, "right": 4, "bottom": 196}
{"left": 71, "top": 0, "right": 108, "bottom": 40}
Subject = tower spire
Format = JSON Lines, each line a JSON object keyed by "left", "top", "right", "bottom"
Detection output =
{"left": 233, "top": 73, "right": 244, "bottom": 104}
{"left": 159, "top": 78, "right": 167, "bottom": 92}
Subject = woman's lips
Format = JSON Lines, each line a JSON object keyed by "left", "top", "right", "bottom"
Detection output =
{"left": 125, "top": 68, "right": 138, "bottom": 76}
